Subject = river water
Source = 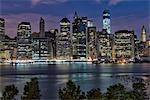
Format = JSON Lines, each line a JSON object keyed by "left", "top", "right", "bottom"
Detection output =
{"left": 0, "top": 63, "right": 150, "bottom": 99}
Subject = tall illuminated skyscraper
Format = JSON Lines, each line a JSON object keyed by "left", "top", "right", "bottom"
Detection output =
{"left": 40, "top": 17, "right": 45, "bottom": 37}
{"left": 97, "top": 29, "right": 112, "bottom": 59}
{"left": 72, "top": 12, "right": 87, "bottom": 59}
{"left": 87, "top": 26, "right": 97, "bottom": 60}
{"left": 103, "top": 10, "right": 111, "bottom": 34}
{"left": 17, "top": 22, "right": 32, "bottom": 60}
{"left": 57, "top": 17, "right": 71, "bottom": 59}
{"left": 140, "top": 25, "right": 147, "bottom": 42}
{"left": 32, "top": 18, "right": 56, "bottom": 60}
{"left": 0, "top": 18, "right": 5, "bottom": 40}
{"left": 114, "top": 30, "right": 135, "bottom": 59}
{"left": 87, "top": 20, "right": 94, "bottom": 27}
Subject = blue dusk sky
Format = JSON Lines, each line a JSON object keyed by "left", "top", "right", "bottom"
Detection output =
{"left": 0, "top": 0, "right": 150, "bottom": 38}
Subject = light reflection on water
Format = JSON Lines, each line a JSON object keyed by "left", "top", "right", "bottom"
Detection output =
{"left": 0, "top": 63, "right": 150, "bottom": 99}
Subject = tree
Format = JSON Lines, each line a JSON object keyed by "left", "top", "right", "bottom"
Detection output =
{"left": 105, "top": 83, "right": 126, "bottom": 100}
{"left": 21, "top": 77, "right": 41, "bottom": 100}
{"left": 59, "top": 80, "right": 148, "bottom": 100}
{"left": 86, "top": 88, "right": 102, "bottom": 99}
{"left": 132, "top": 82, "right": 147, "bottom": 100}
{"left": 79, "top": 92, "right": 86, "bottom": 99}
{"left": 122, "top": 91, "right": 137, "bottom": 100}
{"left": 58, "top": 80, "right": 84, "bottom": 100}
{"left": 1, "top": 84, "right": 18, "bottom": 100}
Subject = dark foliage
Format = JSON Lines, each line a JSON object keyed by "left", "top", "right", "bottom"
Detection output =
{"left": 105, "top": 83, "right": 126, "bottom": 100}
{"left": 132, "top": 82, "right": 147, "bottom": 100}
{"left": 1, "top": 84, "right": 18, "bottom": 100}
{"left": 58, "top": 80, "right": 85, "bottom": 100}
{"left": 21, "top": 77, "right": 41, "bottom": 100}
{"left": 59, "top": 80, "right": 148, "bottom": 100}
{"left": 86, "top": 88, "right": 102, "bottom": 99}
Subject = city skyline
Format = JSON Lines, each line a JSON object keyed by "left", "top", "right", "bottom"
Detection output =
{"left": 0, "top": 0, "right": 149, "bottom": 38}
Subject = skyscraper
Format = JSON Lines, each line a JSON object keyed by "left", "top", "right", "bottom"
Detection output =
{"left": 1, "top": 36, "right": 17, "bottom": 60}
{"left": 87, "top": 20, "right": 94, "bottom": 27}
{"left": 114, "top": 30, "right": 135, "bottom": 59}
{"left": 0, "top": 18, "right": 5, "bottom": 40}
{"left": 103, "top": 10, "right": 111, "bottom": 34}
{"left": 57, "top": 17, "right": 71, "bottom": 59}
{"left": 32, "top": 36, "right": 49, "bottom": 60}
{"left": 74, "top": 11, "right": 78, "bottom": 19}
{"left": 40, "top": 17, "right": 45, "bottom": 37}
{"left": 72, "top": 12, "right": 87, "bottom": 59}
{"left": 32, "top": 18, "right": 57, "bottom": 60}
{"left": 140, "top": 25, "right": 147, "bottom": 42}
{"left": 48, "top": 29, "right": 58, "bottom": 59}
{"left": 97, "top": 29, "right": 112, "bottom": 60}
{"left": 134, "top": 35, "right": 140, "bottom": 56}
{"left": 87, "top": 26, "right": 97, "bottom": 60}
{"left": 32, "top": 18, "right": 50, "bottom": 60}
{"left": 17, "top": 22, "right": 32, "bottom": 60}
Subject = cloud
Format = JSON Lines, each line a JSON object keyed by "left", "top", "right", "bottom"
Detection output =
{"left": 31, "top": 0, "right": 68, "bottom": 6}
{"left": 109, "top": 0, "right": 124, "bottom": 5}
{"left": 93, "top": 0, "right": 126, "bottom": 5}
{"left": 31, "top": 0, "right": 42, "bottom": 5}
{"left": 109, "top": 0, "right": 132, "bottom": 5}
{"left": 94, "top": 0, "right": 132, "bottom": 5}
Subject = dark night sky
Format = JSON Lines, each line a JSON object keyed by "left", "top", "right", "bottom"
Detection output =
{"left": 0, "top": 0, "right": 149, "bottom": 38}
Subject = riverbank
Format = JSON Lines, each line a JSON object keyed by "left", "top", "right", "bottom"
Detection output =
{"left": 0, "top": 58, "right": 150, "bottom": 65}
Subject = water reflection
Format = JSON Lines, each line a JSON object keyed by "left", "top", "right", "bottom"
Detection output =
{"left": 0, "top": 63, "right": 150, "bottom": 99}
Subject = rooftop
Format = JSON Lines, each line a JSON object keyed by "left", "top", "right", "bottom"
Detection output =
{"left": 60, "top": 17, "right": 70, "bottom": 23}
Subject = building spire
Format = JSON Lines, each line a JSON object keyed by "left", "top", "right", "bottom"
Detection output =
{"left": 103, "top": 9, "right": 111, "bottom": 34}
{"left": 142, "top": 25, "right": 145, "bottom": 31}
{"left": 141, "top": 25, "right": 147, "bottom": 42}
{"left": 39, "top": 17, "right": 45, "bottom": 37}
{"left": 74, "top": 11, "right": 78, "bottom": 19}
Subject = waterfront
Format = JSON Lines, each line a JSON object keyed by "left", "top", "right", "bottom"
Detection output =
{"left": 0, "top": 63, "right": 150, "bottom": 99}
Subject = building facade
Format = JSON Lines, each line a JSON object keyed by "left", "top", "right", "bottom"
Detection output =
{"left": 32, "top": 17, "right": 49, "bottom": 60}
{"left": 87, "top": 27, "right": 97, "bottom": 60}
{"left": 72, "top": 12, "right": 87, "bottom": 59}
{"left": 17, "top": 22, "right": 32, "bottom": 60}
{"left": 32, "top": 18, "right": 57, "bottom": 60}
{"left": 51, "top": 29, "right": 57, "bottom": 59}
{"left": 0, "top": 18, "right": 5, "bottom": 40}
{"left": 114, "top": 30, "right": 135, "bottom": 59}
{"left": 140, "top": 25, "right": 147, "bottom": 43}
{"left": 32, "top": 37, "right": 49, "bottom": 60}
{"left": 2, "top": 36, "right": 17, "bottom": 60}
{"left": 134, "top": 35, "right": 140, "bottom": 57}
{"left": 103, "top": 10, "right": 111, "bottom": 34}
{"left": 57, "top": 17, "right": 71, "bottom": 59}
{"left": 87, "top": 20, "right": 94, "bottom": 27}
{"left": 40, "top": 17, "right": 45, "bottom": 38}
{"left": 46, "top": 29, "right": 57, "bottom": 59}
{"left": 97, "top": 29, "right": 112, "bottom": 60}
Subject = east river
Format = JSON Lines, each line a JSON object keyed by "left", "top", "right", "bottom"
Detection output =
{"left": 0, "top": 63, "right": 150, "bottom": 99}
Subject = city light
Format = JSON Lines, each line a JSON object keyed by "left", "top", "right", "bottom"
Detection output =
{"left": 0, "top": 10, "right": 149, "bottom": 64}
{"left": 0, "top": 1, "right": 149, "bottom": 99}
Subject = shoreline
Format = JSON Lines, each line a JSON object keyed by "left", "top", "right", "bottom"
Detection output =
{"left": 0, "top": 60, "right": 150, "bottom": 65}
{"left": 0, "top": 57, "right": 150, "bottom": 65}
